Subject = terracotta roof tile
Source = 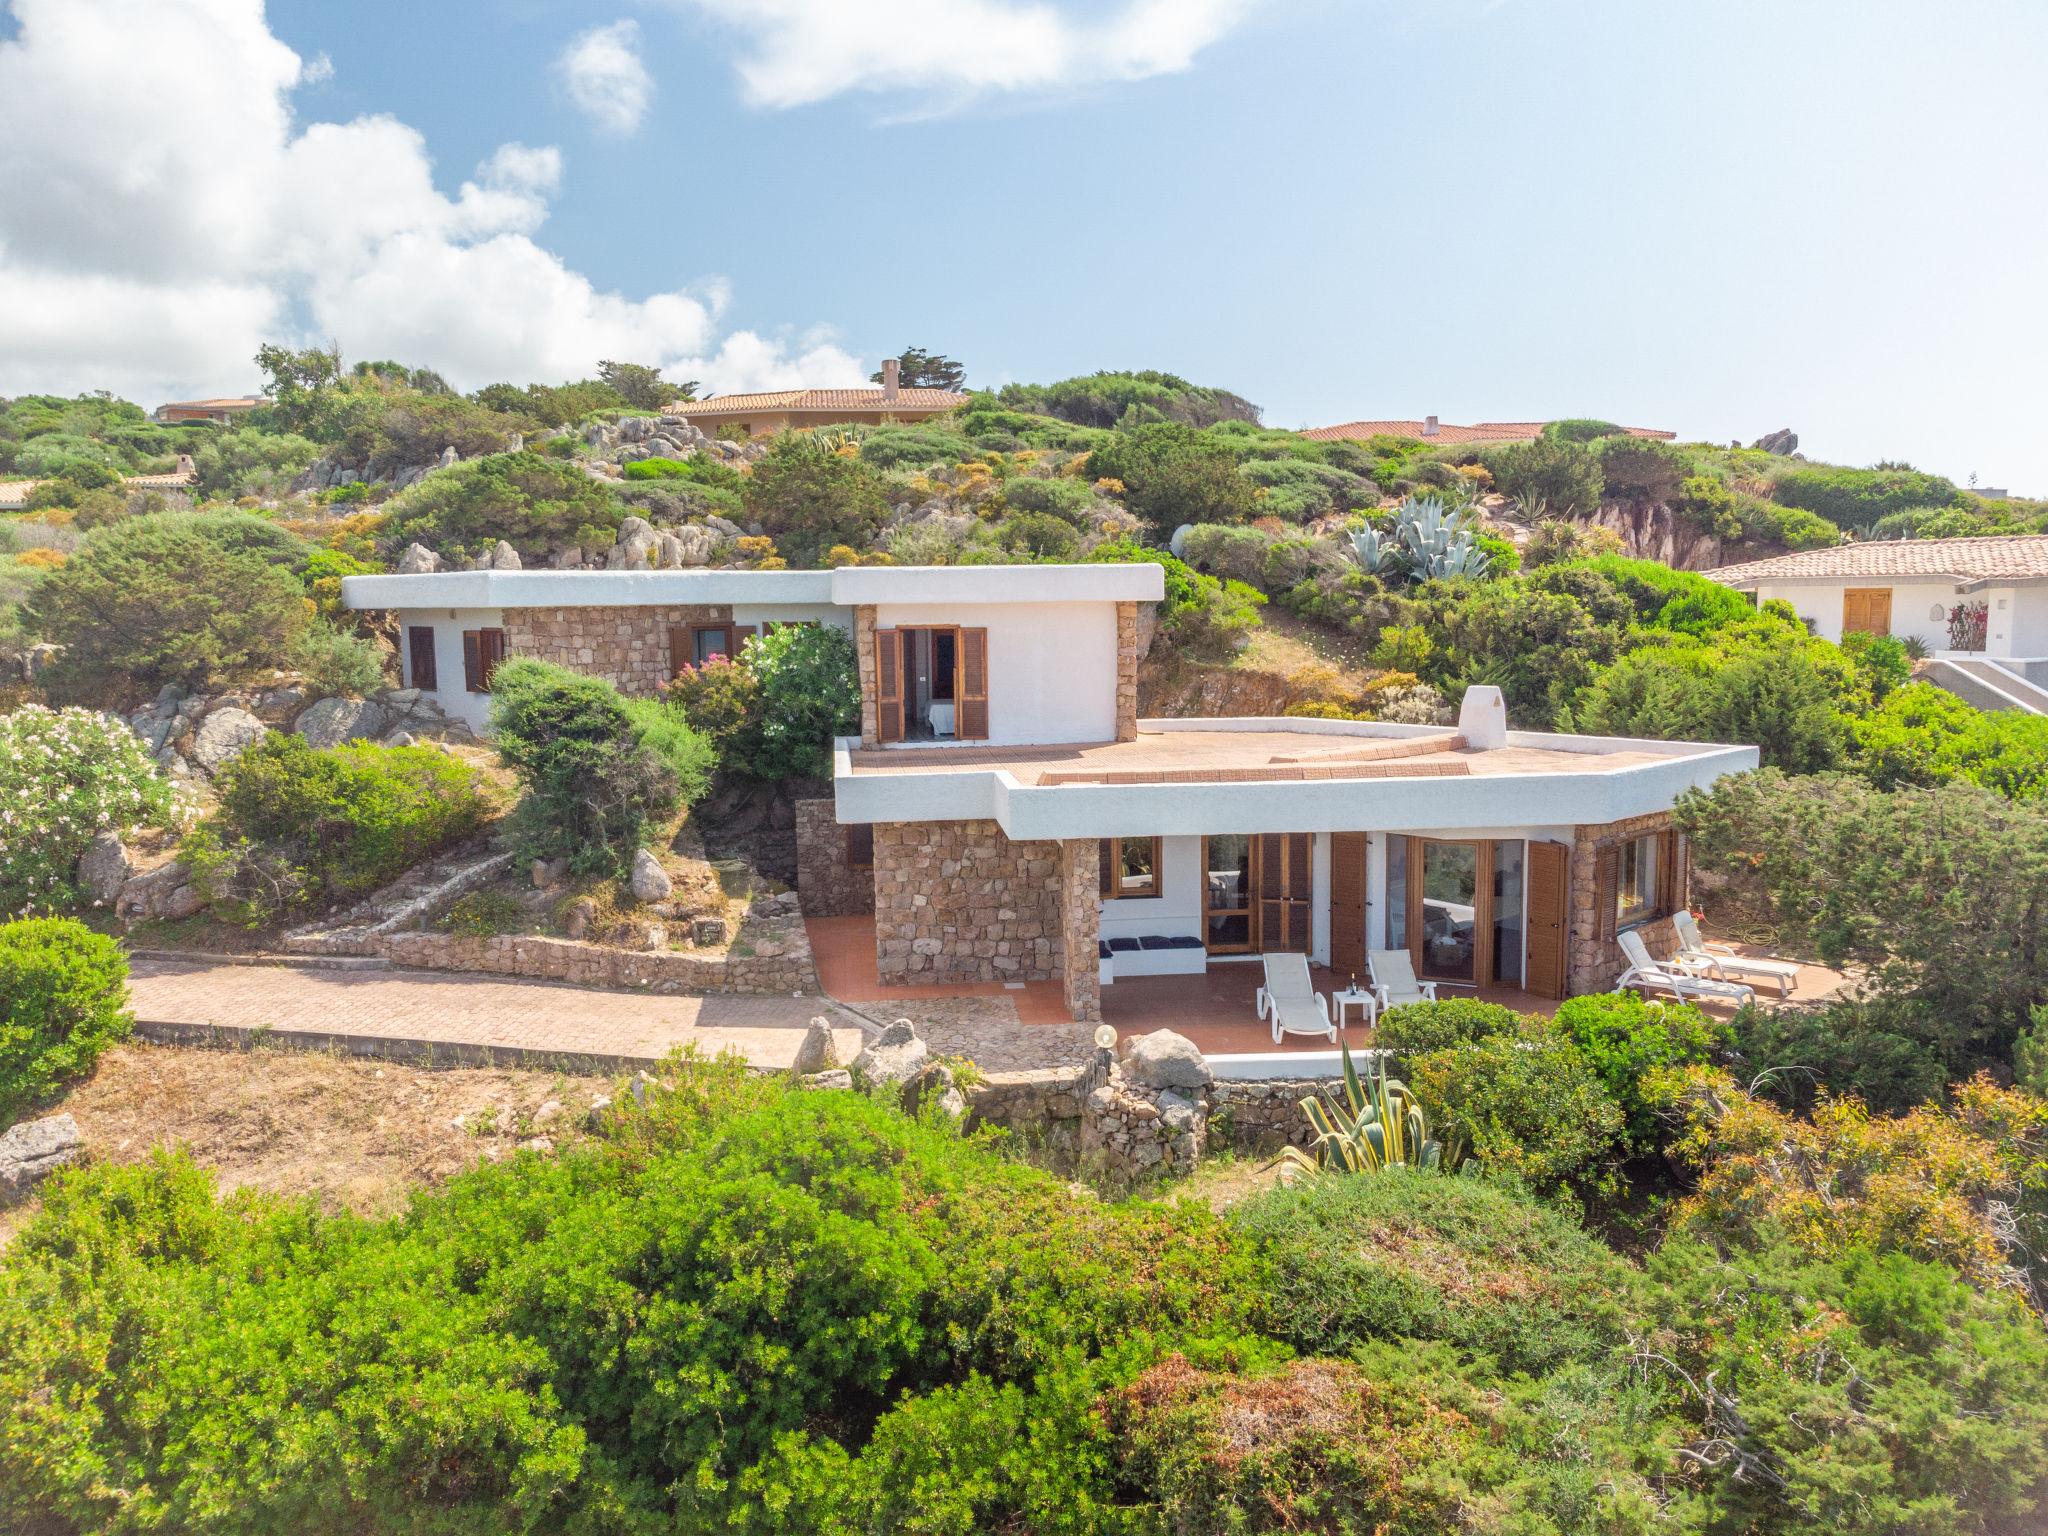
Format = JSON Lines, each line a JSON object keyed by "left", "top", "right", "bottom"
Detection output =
{"left": 1706, "top": 536, "right": 2048, "bottom": 588}
{"left": 1301, "top": 419, "right": 1675, "bottom": 445}
{"left": 663, "top": 387, "right": 967, "bottom": 419}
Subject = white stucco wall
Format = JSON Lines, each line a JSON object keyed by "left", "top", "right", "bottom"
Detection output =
{"left": 1100, "top": 835, "right": 1203, "bottom": 944}
{"left": 394, "top": 607, "right": 503, "bottom": 733}
{"left": 873, "top": 600, "right": 1118, "bottom": 746}
{"left": 1754, "top": 577, "right": 1959, "bottom": 651}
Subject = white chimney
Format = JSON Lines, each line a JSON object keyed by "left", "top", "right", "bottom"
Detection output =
{"left": 882, "top": 357, "right": 900, "bottom": 401}
{"left": 1422, "top": 414, "right": 1439, "bottom": 437}
{"left": 1457, "top": 685, "right": 1508, "bottom": 750}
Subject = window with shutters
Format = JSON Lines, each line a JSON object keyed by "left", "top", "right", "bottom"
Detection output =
{"left": 462, "top": 627, "right": 507, "bottom": 693}
{"left": 1614, "top": 830, "right": 1677, "bottom": 929}
{"left": 1098, "top": 836, "right": 1161, "bottom": 900}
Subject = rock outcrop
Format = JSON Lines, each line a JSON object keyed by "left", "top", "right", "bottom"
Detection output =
{"left": 852, "top": 1018, "right": 930, "bottom": 1092}
{"left": 0, "top": 1115, "right": 83, "bottom": 1206}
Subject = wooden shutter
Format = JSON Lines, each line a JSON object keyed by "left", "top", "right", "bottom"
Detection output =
{"left": 1656, "top": 829, "right": 1680, "bottom": 917}
{"left": 876, "top": 628, "right": 905, "bottom": 743}
{"left": 1255, "top": 833, "right": 1312, "bottom": 953}
{"left": 462, "top": 630, "right": 483, "bottom": 693}
{"left": 1329, "top": 832, "right": 1366, "bottom": 981}
{"left": 477, "top": 628, "right": 506, "bottom": 691}
{"left": 958, "top": 627, "right": 989, "bottom": 740}
{"left": 729, "top": 623, "right": 756, "bottom": 656}
{"left": 407, "top": 627, "right": 437, "bottom": 691}
{"left": 1595, "top": 845, "right": 1621, "bottom": 941}
{"left": 1099, "top": 839, "right": 1115, "bottom": 899}
{"left": 668, "top": 625, "right": 690, "bottom": 677}
{"left": 1525, "top": 840, "right": 1569, "bottom": 999}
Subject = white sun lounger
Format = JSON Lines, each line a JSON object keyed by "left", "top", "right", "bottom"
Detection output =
{"left": 1256, "top": 952, "right": 1336, "bottom": 1045}
{"left": 1671, "top": 911, "right": 1801, "bottom": 999}
{"left": 1615, "top": 928, "right": 1754, "bottom": 1005}
{"left": 1368, "top": 949, "right": 1438, "bottom": 1011}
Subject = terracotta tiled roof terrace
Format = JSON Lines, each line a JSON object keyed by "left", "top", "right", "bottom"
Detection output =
{"left": 664, "top": 387, "right": 967, "bottom": 418}
{"left": 1707, "top": 535, "right": 2048, "bottom": 588}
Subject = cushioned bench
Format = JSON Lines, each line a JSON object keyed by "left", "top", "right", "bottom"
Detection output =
{"left": 1102, "top": 932, "right": 1207, "bottom": 980}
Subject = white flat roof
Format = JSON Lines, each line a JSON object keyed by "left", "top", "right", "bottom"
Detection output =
{"left": 342, "top": 562, "right": 1164, "bottom": 611}
{"left": 831, "top": 717, "right": 1758, "bottom": 839}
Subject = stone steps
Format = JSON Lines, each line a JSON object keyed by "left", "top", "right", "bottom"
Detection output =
{"left": 282, "top": 847, "right": 516, "bottom": 956}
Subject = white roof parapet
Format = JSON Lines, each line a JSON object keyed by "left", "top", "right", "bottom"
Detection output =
{"left": 341, "top": 562, "right": 1166, "bottom": 612}
{"left": 828, "top": 563, "right": 1164, "bottom": 605}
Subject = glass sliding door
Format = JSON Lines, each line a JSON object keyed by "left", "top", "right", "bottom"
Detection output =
{"left": 1491, "top": 840, "right": 1526, "bottom": 986}
{"left": 1417, "top": 841, "right": 1480, "bottom": 983}
{"left": 1203, "top": 835, "right": 1253, "bottom": 952}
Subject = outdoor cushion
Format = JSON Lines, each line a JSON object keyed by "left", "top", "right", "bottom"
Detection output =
{"left": 1138, "top": 934, "right": 1177, "bottom": 950}
{"left": 1108, "top": 937, "right": 1140, "bottom": 953}
{"left": 1099, "top": 940, "right": 1113, "bottom": 960}
{"left": 1163, "top": 935, "right": 1203, "bottom": 948}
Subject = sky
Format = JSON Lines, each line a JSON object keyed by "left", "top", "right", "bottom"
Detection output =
{"left": 3, "top": 0, "right": 2045, "bottom": 493}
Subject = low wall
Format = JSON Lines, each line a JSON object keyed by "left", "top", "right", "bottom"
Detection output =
{"left": 795, "top": 797, "right": 873, "bottom": 916}
{"left": 378, "top": 926, "right": 818, "bottom": 995}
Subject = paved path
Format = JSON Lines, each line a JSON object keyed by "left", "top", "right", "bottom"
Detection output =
{"left": 128, "top": 957, "right": 867, "bottom": 1073}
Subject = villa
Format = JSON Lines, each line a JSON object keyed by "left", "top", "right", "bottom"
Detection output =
{"left": 662, "top": 359, "right": 967, "bottom": 439}
{"left": 1708, "top": 534, "right": 2048, "bottom": 713}
{"left": 341, "top": 563, "right": 1757, "bottom": 1025}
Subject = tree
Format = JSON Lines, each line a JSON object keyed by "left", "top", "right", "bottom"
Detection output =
{"left": 597, "top": 361, "right": 695, "bottom": 410}
{"left": 870, "top": 347, "right": 967, "bottom": 391}
{"left": 254, "top": 342, "right": 343, "bottom": 431}
{"left": 742, "top": 434, "right": 890, "bottom": 567}
{"left": 26, "top": 514, "right": 310, "bottom": 690}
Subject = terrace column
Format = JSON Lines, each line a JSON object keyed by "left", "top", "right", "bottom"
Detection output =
{"left": 1059, "top": 838, "right": 1102, "bottom": 1022}
{"left": 854, "top": 604, "right": 880, "bottom": 747}
{"left": 1115, "top": 601, "right": 1139, "bottom": 743}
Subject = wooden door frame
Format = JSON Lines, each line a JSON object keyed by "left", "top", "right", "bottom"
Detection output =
{"left": 1406, "top": 837, "right": 1495, "bottom": 986}
{"left": 1201, "top": 834, "right": 1256, "bottom": 954}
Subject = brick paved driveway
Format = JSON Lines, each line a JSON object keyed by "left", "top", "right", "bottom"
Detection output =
{"left": 128, "top": 957, "right": 866, "bottom": 1072}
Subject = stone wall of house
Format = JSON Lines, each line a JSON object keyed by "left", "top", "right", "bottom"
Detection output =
{"left": 1566, "top": 810, "right": 1689, "bottom": 993}
{"left": 795, "top": 796, "right": 874, "bottom": 916}
{"left": 1115, "top": 601, "right": 1139, "bottom": 743}
{"left": 502, "top": 603, "right": 732, "bottom": 696}
{"left": 379, "top": 926, "right": 817, "bottom": 995}
{"left": 854, "top": 604, "right": 880, "bottom": 746}
{"left": 1058, "top": 837, "right": 1102, "bottom": 1021}
{"left": 872, "top": 819, "right": 1065, "bottom": 983}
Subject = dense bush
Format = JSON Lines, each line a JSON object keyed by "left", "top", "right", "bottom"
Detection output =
{"left": 1432, "top": 578, "right": 1620, "bottom": 725}
{"left": 995, "top": 369, "right": 1259, "bottom": 430}
{"left": 190, "top": 426, "right": 322, "bottom": 497}
{"left": 1731, "top": 993, "right": 1952, "bottom": 1114}
{"left": 0, "top": 917, "right": 130, "bottom": 1123}
{"left": 1550, "top": 992, "right": 1726, "bottom": 1149}
{"left": 1375, "top": 997, "right": 1526, "bottom": 1057}
{"left": 489, "top": 659, "right": 679, "bottom": 874}
{"left": 1594, "top": 436, "right": 1690, "bottom": 504}
{"left": 1407, "top": 1032, "right": 1625, "bottom": 1192}
{"left": 747, "top": 623, "right": 861, "bottom": 780}
{"left": 619, "top": 453, "right": 744, "bottom": 495}
{"left": 1771, "top": 463, "right": 1962, "bottom": 531}
{"left": 1481, "top": 436, "right": 1603, "bottom": 514}
{"left": 1089, "top": 540, "right": 1263, "bottom": 660}
{"left": 1852, "top": 681, "right": 2048, "bottom": 800}
{"left": 1086, "top": 423, "right": 1257, "bottom": 539}
{"left": 663, "top": 653, "right": 764, "bottom": 770}
{"left": 26, "top": 514, "right": 311, "bottom": 690}
{"left": 743, "top": 433, "right": 891, "bottom": 566}
{"left": 287, "top": 622, "right": 385, "bottom": 697}
{"left": 184, "top": 734, "right": 487, "bottom": 924}
{"left": 617, "top": 697, "right": 716, "bottom": 807}
{"left": 378, "top": 451, "right": 625, "bottom": 562}
{"left": 855, "top": 422, "right": 981, "bottom": 469}
{"left": 0, "top": 705, "right": 174, "bottom": 916}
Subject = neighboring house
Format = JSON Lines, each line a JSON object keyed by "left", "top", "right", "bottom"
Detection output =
{"left": 1707, "top": 535, "right": 2048, "bottom": 713}
{"left": 662, "top": 359, "right": 966, "bottom": 439}
{"left": 1302, "top": 415, "right": 1675, "bottom": 445}
{"left": 0, "top": 456, "right": 197, "bottom": 511}
{"left": 343, "top": 563, "right": 1757, "bottom": 1022}
{"left": 152, "top": 396, "right": 268, "bottom": 424}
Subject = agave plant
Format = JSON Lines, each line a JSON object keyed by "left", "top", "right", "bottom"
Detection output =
{"left": 1346, "top": 521, "right": 1399, "bottom": 576}
{"left": 1278, "top": 1038, "right": 1472, "bottom": 1177}
{"left": 1395, "top": 495, "right": 1493, "bottom": 582}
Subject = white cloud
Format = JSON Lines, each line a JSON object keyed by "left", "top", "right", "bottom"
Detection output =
{"left": 0, "top": 0, "right": 855, "bottom": 404}
{"left": 674, "top": 0, "right": 1252, "bottom": 111}
{"left": 555, "top": 19, "right": 654, "bottom": 135}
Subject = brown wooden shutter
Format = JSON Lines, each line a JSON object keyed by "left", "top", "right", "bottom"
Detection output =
{"left": 668, "top": 625, "right": 690, "bottom": 677}
{"left": 958, "top": 627, "right": 989, "bottom": 740}
{"left": 876, "top": 628, "right": 905, "bottom": 743}
{"left": 462, "top": 630, "right": 483, "bottom": 693}
{"left": 1255, "top": 833, "right": 1312, "bottom": 953}
{"left": 1656, "top": 829, "right": 1680, "bottom": 917}
{"left": 407, "top": 627, "right": 437, "bottom": 691}
{"left": 1099, "top": 839, "right": 1115, "bottom": 899}
{"left": 476, "top": 628, "right": 507, "bottom": 691}
{"left": 730, "top": 624, "right": 757, "bottom": 656}
{"left": 1329, "top": 832, "right": 1366, "bottom": 980}
{"left": 1525, "top": 840, "right": 1569, "bottom": 999}
{"left": 1595, "top": 845, "right": 1621, "bottom": 941}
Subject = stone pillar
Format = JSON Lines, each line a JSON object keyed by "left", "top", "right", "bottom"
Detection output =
{"left": 794, "top": 798, "right": 874, "bottom": 916}
{"left": 854, "top": 604, "right": 879, "bottom": 747}
{"left": 1114, "top": 601, "right": 1139, "bottom": 743}
{"left": 1564, "top": 811, "right": 1690, "bottom": 994}
{"left": 1059, "top": 837, "right": 1102, "bottom": 1022}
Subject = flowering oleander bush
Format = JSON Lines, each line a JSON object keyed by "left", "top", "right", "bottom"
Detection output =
{"left": 0, "top": 705, "right": 175, "bottom": 916}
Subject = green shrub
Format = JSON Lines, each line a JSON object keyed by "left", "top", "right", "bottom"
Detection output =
{"left": 0, "top": 917, "right": 130, "bottom": 1122}
{"left": 1851, "top": 681, "right": 2048, "bottom": 800}
{"left": 1549, "top": 992, "right": 1726, "bottom": 1150}
{"left": 618, "top": 697, "right": 716, "bottom": 807}
{"left": 997, "top": 510, "right": 1079, "bottom": 561}
{"left": 1407, "top": 1033, "right": 1625, "bottom": 1192}
{"left": 1230, "top": 1168, "right": 1633, "bottom": 1374}
{"left": 855, "top": 423, "right": 980, "bottom": 469}
{"left": 743, "top": 433, "right": 890, "bottom": 566}
{"left": 489, "top": 659, "right": 679, "bottom": 874}
{"left": 1731, "top": 994, "right": 1952, "bottom": 1114}
{"left": 620, "top": 454, "right": 745, "bottom": 494}
{"left": 1481, "top": 436, "right": 1603, "bottom": 514}
{"left": 0, "top": 705, "right": 174, "bottom": 917}
{"left": 747, "top": 623, "right": 860, "bottom": 781}
{"left": 1594, "top": 436, "right": 1690, "bottom": 504}
{"left": 287, "top": 623, "right": 385, "bottom": 697}
{"left": 1540, "top": 418, "right": 1625, "bottom": 444}
{"left": 1086, "top": 423, "right": 1257, "bottom": 539}
{"left": 1088, "top": 540, "right": 1263, "bottom": 660}
{"left": 378, "top": 451, "right": 625, "bottom": 563}
{"left": 1771, "top": 463, "right": 1962, "bottom": 531}
{"left": 1375, "top": 998, "right": 1527, "bottom": 1058}
{"left": 184, "top": 735, "right": 487, "bottom": 924}
{"left": 662, "top": 653, "right": 763, "bottom": 770}
{"left": 26, "top": 514, "right": 311, "bottom": 690}
{"left": 995, "top": 369, "right": 1258, "bottom": 430}
{"left": 996, "top": 474, "right": 1097, "bottom": 523}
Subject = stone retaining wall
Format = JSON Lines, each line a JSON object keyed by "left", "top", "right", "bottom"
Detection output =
{"left": 872, "top": 818, "right": 1065, "bottom": 984}
{"left": 1209, "top": 1078, "right": 1351, "bottom": 1156}
{"left": 795, "top": 797, "right": 874, "bottom": 916}
{"left": 378, "top": 925, "right": 817, "bottom": 995}
{"left": 503, "top": 603, "right": 731, "bottom": 696}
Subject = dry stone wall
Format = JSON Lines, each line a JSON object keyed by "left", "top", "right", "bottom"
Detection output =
{"left": 379, "top": 926, "right": 817, "bottom": 995}
{"left": 872, "top": 819, "right": 1065, "bottom": 984}
{"left": 795, "top": 797, "right": 874, "bottom": 916}
{"left": 502, "top": 604, "right": 731, "bottom": 696}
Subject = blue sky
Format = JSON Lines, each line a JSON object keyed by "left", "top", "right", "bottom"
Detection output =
{"left": 6, "top": 1, "right": 2047, "bottom": 491}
